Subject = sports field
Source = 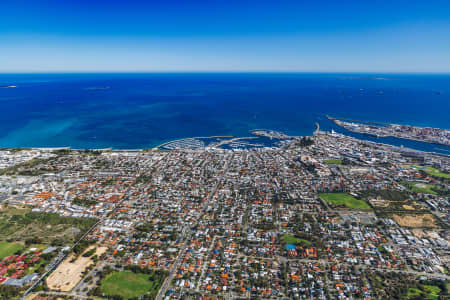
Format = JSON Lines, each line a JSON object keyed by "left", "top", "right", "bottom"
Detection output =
{"left": 319, "top": 193, "right": 371, "bottom": 210}
{"left": 413, "top": 165, "right": 450, "bottom": 179}
{"left": 401, "top": 181, "right": 437, "bottom": 195}
{"left": 0, "top": 241, "right": 24, "bottom": 259}
{"left": 282, "top": 235, "right": 312, "bottom": 247}
{"left": 101, "top": 270, "right": 164, "bottom": 299}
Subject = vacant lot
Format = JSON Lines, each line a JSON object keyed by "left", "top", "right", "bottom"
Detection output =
{"left": 47, "top": 246, "right": 107, "bottom": 292}
{"left": 359, "top": 189, "right": 408, "bottom": 202}
{"left": 0, "top": 241, "right": 24, "bottom": 259}
{"left": 319, "top": 193, "right": 371, "bottom": 210}
{"left": 101, "top": 270, "right": 165, "bottom": 300}
{"left": 0, "top": 207, "right": 96, "bottom": 244}
{"left": 393, "top": 214, "right": 438, "bottom": 228}
{"left": 324, "top": 159, "right": 342, "bottom": 165}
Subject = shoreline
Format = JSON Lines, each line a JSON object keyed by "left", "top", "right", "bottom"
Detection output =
{"left": 0, "top": 133, "right": 448, "bottom": 158}
{"left": 0, "top": 120, "right": 449, "bottom": 156}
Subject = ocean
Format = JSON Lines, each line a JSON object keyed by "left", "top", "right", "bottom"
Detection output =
{"left": 0, "top": 73, "right": 449, "bottom": 154}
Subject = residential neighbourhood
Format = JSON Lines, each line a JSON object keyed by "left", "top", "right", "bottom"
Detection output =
{"left": 0, "top": 132, "right": 448, "bottom": 299}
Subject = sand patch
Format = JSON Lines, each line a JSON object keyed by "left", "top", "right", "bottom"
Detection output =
{"left": 47, "top": 246, "right": 107, "bottom": 292}
{"left": 393, "top": 214, "right": 438, "bottom": 228}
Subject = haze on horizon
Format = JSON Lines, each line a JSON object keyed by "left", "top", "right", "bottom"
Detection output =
{"left": 1, "top": 0, "right": 449, "bottom": 73}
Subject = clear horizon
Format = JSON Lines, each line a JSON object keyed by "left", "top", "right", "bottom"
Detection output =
{"left": 1, "top": 71, "right": 450, "bottom": 75}
{"left": 1, "top": 0, "right": 450, "bottom": 73}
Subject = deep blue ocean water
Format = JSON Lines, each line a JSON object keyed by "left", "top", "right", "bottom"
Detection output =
{"left": 0, "top": 73, "right": 449, "bottom": 153}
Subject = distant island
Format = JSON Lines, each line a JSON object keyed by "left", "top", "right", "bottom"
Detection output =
{"left": 0, "top": 85, "right": 17, "bottom": 89}
{"left": 339, "top": 76, "right": 394, "bottom": 81}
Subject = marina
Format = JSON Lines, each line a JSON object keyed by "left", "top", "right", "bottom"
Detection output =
{"left": 157, "top": 130, "right": 292, "bottom": 151}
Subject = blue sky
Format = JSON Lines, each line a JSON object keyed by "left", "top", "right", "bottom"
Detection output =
{"left": 1, "top": 0, "right": 449, "bottom": 72}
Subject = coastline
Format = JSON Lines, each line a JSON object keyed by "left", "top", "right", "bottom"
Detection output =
{"left": 1, "top": 130, "right": 448, "bottom": 158}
